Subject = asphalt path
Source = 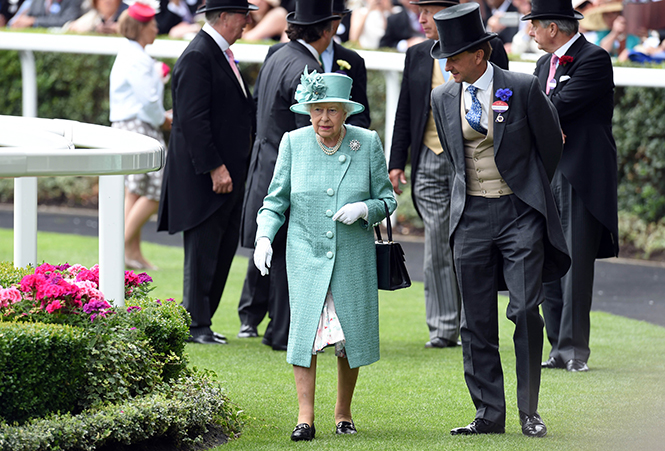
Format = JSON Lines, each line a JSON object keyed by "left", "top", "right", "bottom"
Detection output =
{"left": 1, "top": 206, "right": 663, "bottom": 328}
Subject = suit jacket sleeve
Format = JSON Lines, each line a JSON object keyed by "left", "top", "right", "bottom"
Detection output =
{"left": 172, "top": 48, "right": 225, "bottom": 174}
{"left": 548, "top": 46, "right": 613, "bottom": 123}
{"left": 343, "top": 53, "right": 371, "bottom": 128}
{"left": 388, "top": 47, "right": 414, "bottom": 172}
{"left": 526, "top": 76, "right": 563, "bottom": 181}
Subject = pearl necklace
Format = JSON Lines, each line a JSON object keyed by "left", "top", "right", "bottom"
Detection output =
{"left": 317, "top": 127, "right": 345, "bottom": 156}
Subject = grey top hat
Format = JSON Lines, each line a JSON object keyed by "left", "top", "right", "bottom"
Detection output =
{"left": 196, "top": 0, "right": 258, "bottom": 14}
{"left": 286, "top": 0, "right": 340, "bottom": 26}
{"left": 521, "top": 0, "right": 584, "bottom": 21}
{"left": 430, "top": 3, "right": 497, "bottom": 59}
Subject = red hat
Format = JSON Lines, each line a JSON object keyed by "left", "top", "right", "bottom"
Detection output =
{"left": 127, "top": 2, "right": 156, "bottom": 23}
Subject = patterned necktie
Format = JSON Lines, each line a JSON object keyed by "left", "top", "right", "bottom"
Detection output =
{"left": 546, "top": 54, "right": 559, "bottom": 95}
{"left": 225, "top": 48, "right": 246, "bottom": 97}
{"left": 466, "top": 85, "right": 487, "bottom": 135}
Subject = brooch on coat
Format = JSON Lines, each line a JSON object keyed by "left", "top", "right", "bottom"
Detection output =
{"left": 492, "top": 88, "right": 513, "bottom": 123}
{"left": 349, "top": 139, "right": 361, "bottom": 151}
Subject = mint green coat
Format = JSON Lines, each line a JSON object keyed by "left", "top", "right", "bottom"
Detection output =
{"left": 256, "top": 125, "right": 396, "bottom": 369}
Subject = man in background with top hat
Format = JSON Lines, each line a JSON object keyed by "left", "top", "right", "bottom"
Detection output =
{"left": 157, "top": 0, "right": 256, "bottom": 345}
{"left": 429, "top": 2, "right": 570, "bottom": 437}
{"left": 388, "top": 0, "right": 508, "bottom": 351}
{"left": 235, "top": 0, "right": 371, "bottom": 343}
{"left": 239, "top": 0, "right": 340, "bottom": 351}
{"left": 525, "top": 0, "right": 619, "bottom": 373}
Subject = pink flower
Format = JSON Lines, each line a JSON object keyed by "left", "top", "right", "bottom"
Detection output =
{"left": 127, "top": 305, "right": 142, "bottom": 313}
{"left": 0, "top": 287, "right": 22, "bottom": 304}
{"left": 124, "top": 271, "right": 140, "bottom": 286}
{"left": 35, "top": 263, "right": 57, "bottom": 275}
{"left": 45, "top": 300, "right": 63, "bottom": 313}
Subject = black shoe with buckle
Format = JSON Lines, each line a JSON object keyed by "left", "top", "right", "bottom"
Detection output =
{"left": 335, "top": 420, "right": 357, "bottom": 435}
{"left": 291, "top": 423, "right": 315, "bottom": 441}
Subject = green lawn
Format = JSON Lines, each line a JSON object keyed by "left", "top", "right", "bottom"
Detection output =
{"left": 1, "top": 230, "right": 664, "bottom": 450}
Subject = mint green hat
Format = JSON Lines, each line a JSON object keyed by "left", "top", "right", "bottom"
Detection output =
{"left": 290, "top": 67, "right": 365, "bottom": 116}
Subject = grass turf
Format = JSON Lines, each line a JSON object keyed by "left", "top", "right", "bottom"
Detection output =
{"left": 1, "top": 230, "right": 664, "bottom": 450}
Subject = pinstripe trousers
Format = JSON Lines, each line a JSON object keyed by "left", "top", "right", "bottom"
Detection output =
{"left": 413, "top": 145, "right": 461, "bottom": 342}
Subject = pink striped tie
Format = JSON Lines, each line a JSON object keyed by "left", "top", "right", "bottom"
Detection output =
{"left": 546, "top": 54, "right": 559, "bottom": 95}
{"left": 225, "top": 48, "right": 246, "bottom": 96}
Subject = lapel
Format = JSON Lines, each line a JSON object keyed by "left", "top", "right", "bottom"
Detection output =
{"left": 441, "top": 81, "right": 464, "bottom": 168}
{"left": 552, "top": 35, "right": 586, "bottom": 95}
{"left": 492, "top": 65, "right": 507, "bottom": 156}
{"left": 200, "top": 32, "right": 248, "bottom": 99}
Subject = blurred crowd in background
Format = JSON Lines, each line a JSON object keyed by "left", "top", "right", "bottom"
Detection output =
{"left": 2, "top": 0, "right": 665, "bottom": 62}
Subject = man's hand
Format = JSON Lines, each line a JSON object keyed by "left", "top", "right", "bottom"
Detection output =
{"left": 389, "top": 169, "right": 407, "bottom": 195}
{"left": 210, "top": 164, "right": 233, "bottom": 194}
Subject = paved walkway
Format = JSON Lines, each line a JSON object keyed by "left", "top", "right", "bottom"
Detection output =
{"left": 1, "top": 206, "right": 663, "bottom": 328}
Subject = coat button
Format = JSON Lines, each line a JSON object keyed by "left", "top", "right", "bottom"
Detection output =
{"left": 326, "top": 251, "right": 334, "bottom": 259}
{"left": 339, "top": 155, "right": 346, "bottom": 163}
{"left": 326, "top": 209, "right": 333, "bottom": 217}
{"left": 326, "top": 231, "right": 334, "bottom": 238}
{"left": 327, "top": 188, "right": 334, "bottom": 196}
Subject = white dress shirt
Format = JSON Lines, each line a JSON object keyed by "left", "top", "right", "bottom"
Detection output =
{"left": 109, "top": 39, "right": 165, "bottom": 128}
{"left": 462, "top": 63, "right": 494, "bottom": 130}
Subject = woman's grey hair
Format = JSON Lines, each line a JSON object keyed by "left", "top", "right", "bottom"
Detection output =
{"left": 307, "top": 102, "right": 353, "bottom": 116}
{"left": 538, "top": 18, "right": 579, "bottom": 36}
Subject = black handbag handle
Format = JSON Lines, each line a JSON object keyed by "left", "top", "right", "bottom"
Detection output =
{"left": 374, "top": 200, "right": 392, "bottom": 243}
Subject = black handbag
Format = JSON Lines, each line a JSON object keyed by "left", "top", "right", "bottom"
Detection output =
{"left": 374, "top": 201, "right": 411, "bottom": 291}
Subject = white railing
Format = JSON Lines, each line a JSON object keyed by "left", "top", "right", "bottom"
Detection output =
{"left": 0, "top": 115, "right": 164, "bottom": 306}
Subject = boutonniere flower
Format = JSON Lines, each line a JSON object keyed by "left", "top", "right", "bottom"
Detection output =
{"left": 495, "top": 88, "right": 513, "bottom": 102}
{"left": 294, "top": 66, "right": 327, "bottom": 103}
{"left": 492, "top": 88, "right": 512, "bottom": 123}
{"left": 337, "top": 59, "right": 351, "bottom": 71}
{"left": 560, "top": 55, "right": 573, "bottom": 66}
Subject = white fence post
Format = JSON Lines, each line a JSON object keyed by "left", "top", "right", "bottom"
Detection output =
{"left": 15, "top": 50, "right": 39, "bottom": 268}
{"left": 98, "top": 175, "right": 126, "bottom": 307}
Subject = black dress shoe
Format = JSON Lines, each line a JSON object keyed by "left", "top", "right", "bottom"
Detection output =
{"left": 335, "top": 420, "right": 357, "bottom": 435}
{"left": 566, "top": 359, "right": 589, "bottom": 372}
{"left": 451, "top": 419, "right": 505, "bottom": 435}
{"left": 519, "top": 411, "right": 547, "bottom": 437}
{"left": 186, "top": 334, "right": 227, "bottom": 345}
{"left": 425, "top": 337, "right": 460, "bottom": 348}
{"left": 542, "top": 357, "right": 565, "bottom": 369}
{"left": 237, "top": 324, "right": 258, "bottom": 338}
{"left": 212, "top": 331, "right": 227, "bottom": 341}
{"left": 290, "top": 423, "right": 315, "bottom": 441}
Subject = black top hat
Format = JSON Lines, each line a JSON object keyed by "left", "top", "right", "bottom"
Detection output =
{"left": 410, "top": 0, "right": 459, "bottom": 7}
{"left": 196, "top": 0, "right": 258, "bottom": 14}
{"left": 287, "top": 0, "right": 340, "bottom": 26}
{"left": 430, "top": 3, "right": 496, "bottom": 59}
{"left": 521, "top": 0, "right": 584, "bottom": 21}
{"left": 333, "top": 0, "right": 351, "bottom": 15}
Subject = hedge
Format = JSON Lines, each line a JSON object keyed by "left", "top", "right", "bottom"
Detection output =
{"left": 0, "top": 322, "right": 87, "bottom": 424}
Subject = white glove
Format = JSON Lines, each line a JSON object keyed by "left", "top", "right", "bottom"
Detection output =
{"left": 332, "top": 202, "right": 368, "bottom": 225}
{"left": 253, "top": 237, "right": 273, "bottom": 276}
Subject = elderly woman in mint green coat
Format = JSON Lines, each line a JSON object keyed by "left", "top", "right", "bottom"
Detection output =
{"left": 253, "top": 69, "right": 396, "bottom": 442}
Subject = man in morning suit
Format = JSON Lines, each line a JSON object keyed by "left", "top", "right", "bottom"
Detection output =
{"left": 429, "top": 3, "right": 570, "bottom": 437}
{"left": 236, "top": 0, "right": 371, "bottom": 342}
{"left": 157, "top": 0, "right": 256, "bottom": 345}
{"left": 238, "top": 0, "right": 340, "bottom": 351}
{"left": 525, "top": 0, "right": 619, "bottom": 373}
{"left": 388, "top": 0, "right": 508, "bottom": 350}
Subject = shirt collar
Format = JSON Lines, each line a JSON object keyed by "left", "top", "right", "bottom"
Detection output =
{"left": 554, "top": 32, "right": 581, "bottom": 59}
{"left": 202, "top": 22, "right": 231, "bottom": 53}
{"left": 463, "top": 63, "right": 494, "bottom": 93}
{"left": 297, "top": 39, "right": 320, "bottom": 61}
